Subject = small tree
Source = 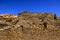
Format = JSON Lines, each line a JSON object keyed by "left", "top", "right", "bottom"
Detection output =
{"left": 54, "top": 14, "right": 57, "bottom": 20}
{"left": 18, "top": 13, "right": 21, "bottom": 15}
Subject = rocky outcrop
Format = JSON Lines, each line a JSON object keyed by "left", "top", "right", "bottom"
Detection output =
{"left": 0, "top": 12, "right": 60, "bottom": 40}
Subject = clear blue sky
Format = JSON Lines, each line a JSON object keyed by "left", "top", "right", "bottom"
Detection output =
{"left": 0, "top": 0, "right": 60, "bottom": 16}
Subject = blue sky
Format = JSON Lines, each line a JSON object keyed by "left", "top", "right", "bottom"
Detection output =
{"left": 0, "top": 0, "right": 60, "bottom": 16}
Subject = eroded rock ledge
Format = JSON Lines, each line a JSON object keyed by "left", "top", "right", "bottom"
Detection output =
{"left": 0, "top": 12, "right": 60, "bottom": 40}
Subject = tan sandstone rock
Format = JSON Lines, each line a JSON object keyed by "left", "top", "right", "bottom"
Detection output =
{"left": 0, "top": 12, "right": 60, "bottom": 40}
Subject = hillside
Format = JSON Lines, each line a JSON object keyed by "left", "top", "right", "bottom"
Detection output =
{"left": 0, "top": 12, "right": 60, "bottom": 40}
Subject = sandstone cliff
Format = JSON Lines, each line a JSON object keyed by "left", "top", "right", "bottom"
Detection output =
{"left": 0, "top": 12, "right": 60, "bottom": 40}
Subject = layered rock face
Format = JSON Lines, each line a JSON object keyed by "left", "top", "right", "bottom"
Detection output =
{"left": 0, "top": 12, "right": 60, "bottom": 40}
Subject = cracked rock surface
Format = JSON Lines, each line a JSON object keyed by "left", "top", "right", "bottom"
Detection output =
{"left": 0, "top": 12, "right": 60, "bottom": 40}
